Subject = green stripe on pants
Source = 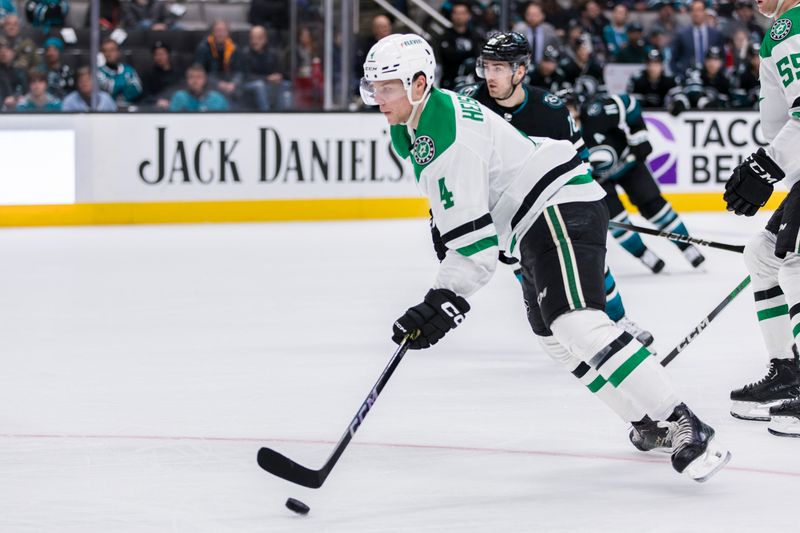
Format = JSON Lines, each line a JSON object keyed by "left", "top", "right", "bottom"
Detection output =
{"left": 545, "top": 206, "right": 583, "bottom": 309}
{"left": 757, "top": 305, "right": 789, "bottom": 321}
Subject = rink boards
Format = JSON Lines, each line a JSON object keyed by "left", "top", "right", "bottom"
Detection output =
{"left": 0, "top": 110, "right": 787, "bottom": 226}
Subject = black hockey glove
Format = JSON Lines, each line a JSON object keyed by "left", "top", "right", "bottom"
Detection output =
{"left": 775, "top": 183, "right": 800, "bottom": 259}
{"left": 629, "top": 140, "right": 653, "bottom": 163}
{"left": 724, "top": 148, "right": 784, "bottom": 217}
{"left": 429, "top": 211, "right": 447, "bottom": 262}
{"left": 392, "top": 289, "right": 470, "bottom": 349}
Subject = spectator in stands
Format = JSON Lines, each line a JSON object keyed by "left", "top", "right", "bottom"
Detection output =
{"left": 195, "top": 19, "right": 243, "bottom": 105}
{"left": 36, "top": 36, "right": 73, "bottom": 98}
{"left": 729, "top": 27, "right": 752, "bottom": 73}
{"left": 86, "top": 0, "right": 121, "bottom": 29}
{"left": 603, "top": 3, "right": 630, "bottom": 60}
{"left": 514, "top": 2, "right": 560, "bottom": 66}
{"left": 243, "top": 25, "right": 291, "bottom": 111}
{"left": 617, "top": 21, "right": 649, "bottom": 63}
{"left": 169, "top": 63, "right": 228, "bottom": 111}
{"left": 142, "top": 40, "right": 181, "bottom": 109}
{"left": 121, "top": 0, "right": 177, "bottom": 31}
{"left": 529, "top": 44, "right": 564, "bottom": 93}
{"left": 0, "top": 37, "right": 25, "bottom": 109}
{"left": 62, "top": 66, "right": 117, "bottom": 111}
{"left": 699, "top": 45, "right": 731, "bottom": 104}
{"left": 2, "top": 14, "right": 37, "bottom": 71}
{"left": 648, "top": 1, "right": 680, "bottom": 39}
{"left": 248, "top": 0, "right": 288, "bottom": 32}
{"left": 539, "top": 0, "right": 576, "bottom": 36}
{"left": 437, "top": 1, "right": 481, "bottom": 90}
{"left": 98, "top": 38, "right": 143, "bottom": 103}
{"left": 721, "top": 0, "right": 764, "bottom": 42}
{"left": 647, "top": 27, "right": 674, "bottom": 74}
{"left": 730, "top": 42, "right": 759, "bottom": 108}
{"left": 627, "top": 48, "right": 677, "bottom": 108}
{"left": 24, "top": 0, "right": 68, "bottom": 31}
{"left": 560, "top": 34, "right": 604, "bottom": 87}
{"left": 670, "top": 0, "right": 724, "bottom": 77}
{"left": 579, "top": 0, "right": 608, "bottom": 40}
{"left": 294, "top": 25, "right": 322, "bottom": 108}
{"left": 16, "top": 70, "right": 60, "bottom": 110}
{"left": 355, "top": 14, "right": 392, "bottom": 81}
{"left": 0, "top": 0, "right": 16, "bottom": 20}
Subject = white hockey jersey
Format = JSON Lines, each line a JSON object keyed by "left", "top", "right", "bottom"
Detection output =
{"left": 759, "top": 6, "right": 800, "bottom": 188}
{"left": 390, "top": 87, "right": 603, "bottom": 298}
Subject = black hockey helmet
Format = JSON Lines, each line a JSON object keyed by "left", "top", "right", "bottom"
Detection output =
{"left": 479, "top": 31, "right": 530, "bottom": 67}
{"left": 646, "top": 48, "right": 663, "bottom": 63}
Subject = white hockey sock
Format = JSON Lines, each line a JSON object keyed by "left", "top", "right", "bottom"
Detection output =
{"left": 745, "top": 231, "right": 795, "bottom": 359}
{"left": 538, "top": 335, "right": 645, "bottom": 422}
{"left": 551, "top": 309, "right": 680, "bottom": 421}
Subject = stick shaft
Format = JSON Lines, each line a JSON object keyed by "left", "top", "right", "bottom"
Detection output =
{"left": 609, "top": 220, "right": 745, "bottom": 254}
{"left": 660, "top": 276, "right": 751, "bottom": 367}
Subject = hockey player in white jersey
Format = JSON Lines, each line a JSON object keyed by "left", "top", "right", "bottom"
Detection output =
{"left": 362, "top": 33, "right": 731, "bottom": 480}
{"left": 723, "top": 0, "right": 800, "bottom": 437}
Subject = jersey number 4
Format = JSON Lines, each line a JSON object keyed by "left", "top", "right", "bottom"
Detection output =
{"left": 439, "top": 177, "right": 455, "bottom": 209}
{"left": 777, "top": 52, "right": 800, "bottom": 88}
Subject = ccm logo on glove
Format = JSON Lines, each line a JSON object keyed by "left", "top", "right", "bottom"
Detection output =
{"left": 391, "top": 289, "right": 470, "bottom": 349}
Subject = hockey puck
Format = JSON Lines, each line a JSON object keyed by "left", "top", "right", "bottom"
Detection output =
{"left": 285, "top": 497, "right": 310, "bottom": 515}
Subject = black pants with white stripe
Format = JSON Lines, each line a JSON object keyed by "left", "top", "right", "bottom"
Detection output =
{"left": 519, "top": 200, "right": 609, "bottom": 336}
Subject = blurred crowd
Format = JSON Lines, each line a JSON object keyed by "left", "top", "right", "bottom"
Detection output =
{"left": 0, "top": 0, "right": 768, "bottom": 113}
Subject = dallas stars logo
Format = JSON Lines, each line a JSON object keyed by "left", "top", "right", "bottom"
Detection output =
{"left": 771, "top": 18, "right": 792, "bottom": 41}
{"left": 412, "top": 136, "right": 435, "bottom": 165}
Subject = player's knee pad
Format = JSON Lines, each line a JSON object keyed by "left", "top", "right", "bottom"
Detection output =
{"left": 550, "top": 308, "right": 620, "bottom": 361}
{"left": 537, "top": 334, "right": 581, "bottom": 370}
{"left": 744, "top": 230, "right": 780, "bottom": 283}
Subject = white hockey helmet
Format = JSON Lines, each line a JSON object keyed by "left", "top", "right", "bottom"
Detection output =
{"left": 360, "top": 33, "right": 436, "bottom": 107}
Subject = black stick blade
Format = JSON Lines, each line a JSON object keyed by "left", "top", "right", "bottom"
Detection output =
{"left": 257, "top": 447, "right": 325, "bottom": 489}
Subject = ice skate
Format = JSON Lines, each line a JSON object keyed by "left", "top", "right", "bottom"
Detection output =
{"left": 616, "top": 316, "right": 655, "bottom": 348}
{"left": 629, "top": 415, "right": 672, "bottom": 453}
{"left": 668, "top": 403, "right": 731, "bottom": 482}
{"left": 730, "top": 357, "right": 800, "bottom": 421}
{"left": 767, "top": 397, "right": 800, "bottom": 437}
{"left": 640, "top": 249, "right": 665, "bottom": 274}
{"left": 681, "top": 245, "right": 705, "bottom": 268}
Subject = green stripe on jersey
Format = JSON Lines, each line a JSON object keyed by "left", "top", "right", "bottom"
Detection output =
{"left": 565, "top": 173, "right": 593, "bottom": 185}
{"left": 757, "top": 304, "right": 789, "bottom": 321}
{"left": 793, "top": 322, "right": 800, "bottom": 338}
{"left": 456, "top": 235, "right": 498, "bottom": 256}
{"left": 608, "top": 346, "right": 651, "bottom": 387}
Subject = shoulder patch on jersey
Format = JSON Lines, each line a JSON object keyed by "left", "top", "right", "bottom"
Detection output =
{"left": 542, "top": 93, "right": 565, "bottom": 109}
{"left": 771, "top": 18, "right": 792, "bottom": 41}
{"left": 588, "top": 102, "right": 603, "bottom": 116}
{"left": 457, "top": 83, "right": 481, "bottom": 97}
{"left": 412, "top": 135, "right": 435, "bottom": 165}
{"left": 761, "top": 6, "right": 800, "bottom": 58}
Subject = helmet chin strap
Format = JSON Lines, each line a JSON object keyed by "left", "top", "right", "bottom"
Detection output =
{"left": 401, "top": 82, "right": 432, "bottom": 127}
{"left": 763, "top": 0, "right": 788, "bottom": 18}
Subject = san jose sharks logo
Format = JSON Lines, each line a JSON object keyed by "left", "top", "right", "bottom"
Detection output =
{"left": 412, "top": 136, "right": 435, "bottom": 165}
{"left": 771, "top": 19, "right": 792, "bottom": 41}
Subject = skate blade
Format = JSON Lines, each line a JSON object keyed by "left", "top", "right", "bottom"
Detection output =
{"left": 730, "top": 400, "right": 784, "bottom": 421}
{"left": 683, "top": 439, "right": 731, "bottom": 483}
{"left": 767, "top": 416, "right": 800, "bottom": 438}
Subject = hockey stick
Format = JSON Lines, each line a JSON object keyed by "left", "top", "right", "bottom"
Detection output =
{"left": 257, "top": 337, "right": 411, "bottom": 488}
{"left": 608, "top": 220, "right": 745, "bottom": 254}
{"left": 660, "top": 275, "right": 751, "bottom": 367}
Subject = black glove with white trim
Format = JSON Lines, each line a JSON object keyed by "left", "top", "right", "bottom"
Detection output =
{"left": 629, "top": 140, "right": 653, "bottom": 163}
{"left": 392, "top": 289, "right": 470, "bottom": 350}
{"left": 724, "top": 148, "right": 785, "bottom": 217}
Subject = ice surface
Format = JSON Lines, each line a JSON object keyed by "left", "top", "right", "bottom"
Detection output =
{"left": 0, "top": 213, "right": 796, "bottom": 532}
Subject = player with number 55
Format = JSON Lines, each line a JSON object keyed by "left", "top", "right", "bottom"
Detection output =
{"left": 722, "top": 0, "right": 800, "bottom": 437}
